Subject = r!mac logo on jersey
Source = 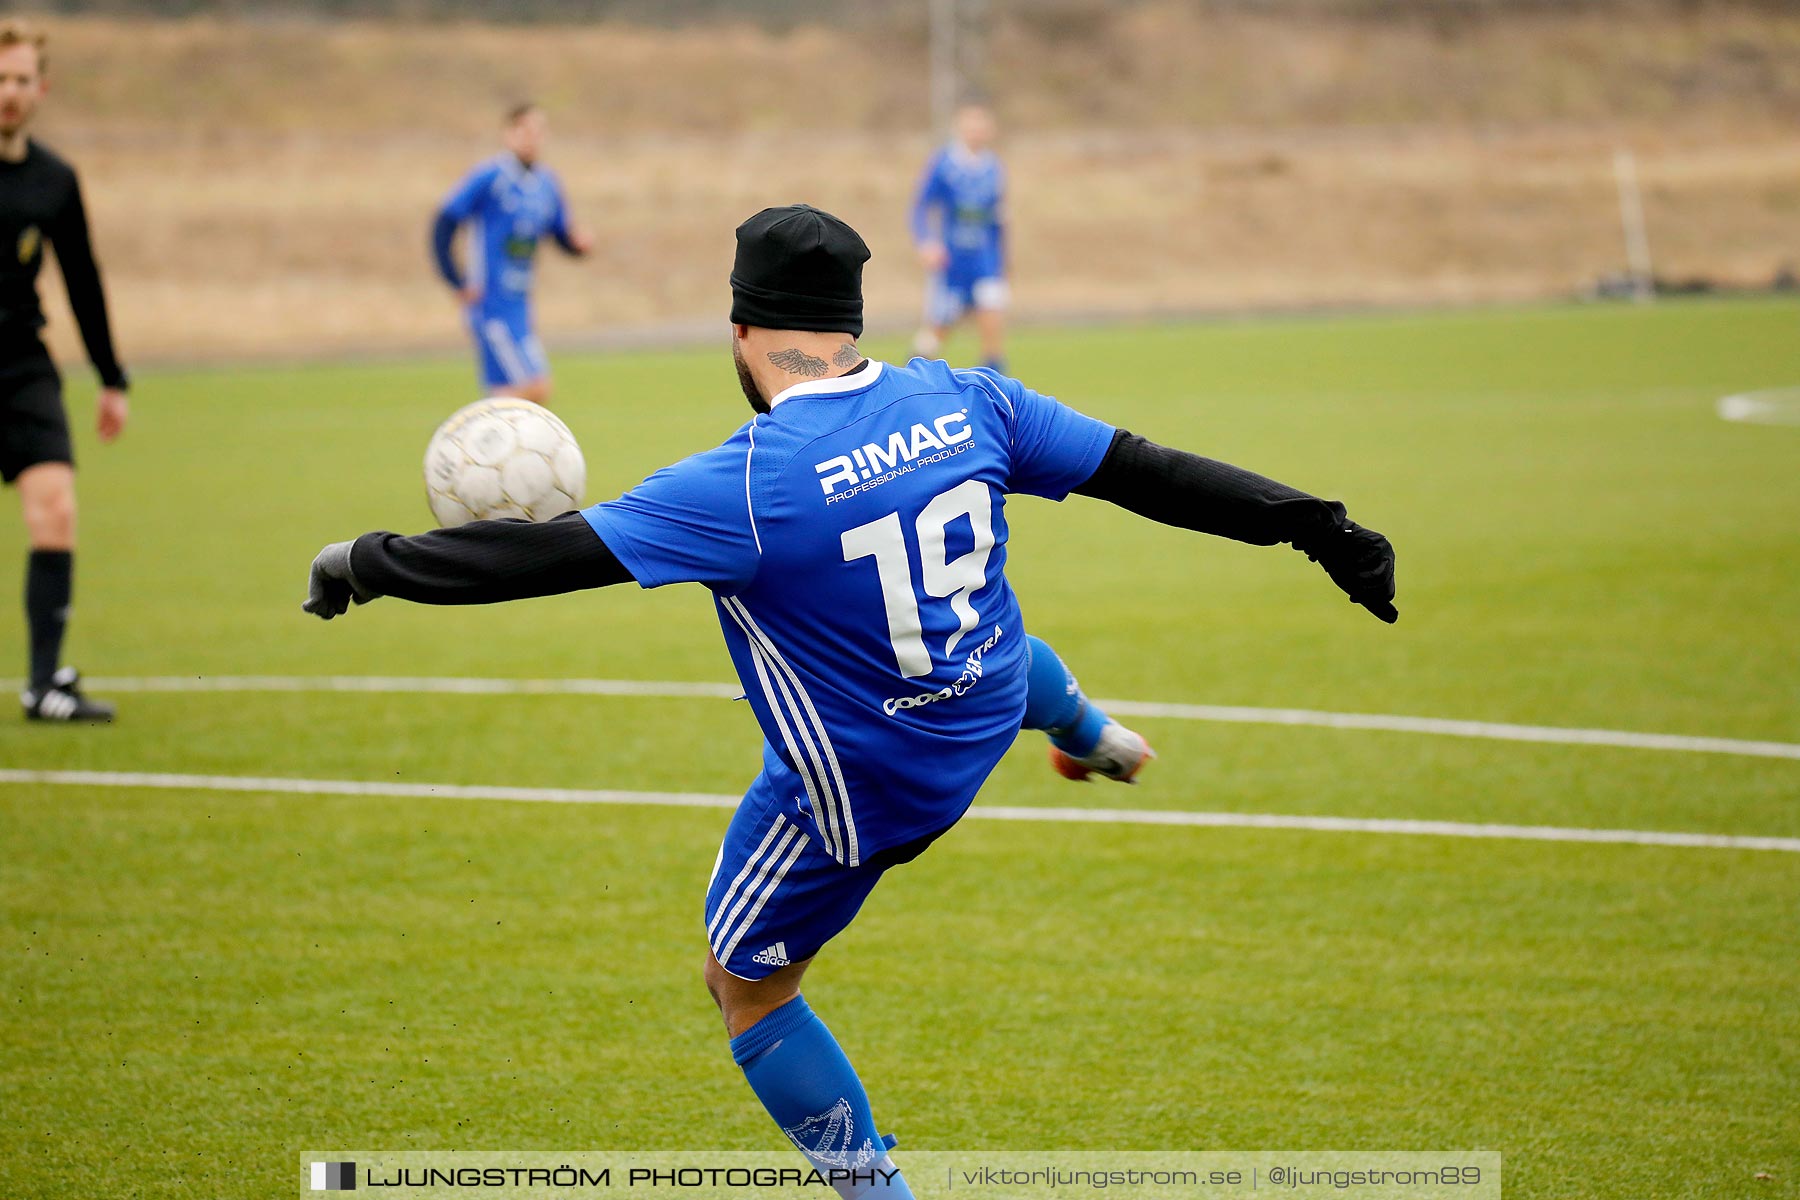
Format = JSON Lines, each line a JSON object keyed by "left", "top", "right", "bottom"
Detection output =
{"left": 815, "top": 409, "right": 975, "bottom": 499}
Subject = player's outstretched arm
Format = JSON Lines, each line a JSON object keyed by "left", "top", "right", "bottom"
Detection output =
{"left": 303, "top": 511, "right": 635, "bottom": 619}
{"left": 1072, "top": 429, "right": 1398, "bottom": 623}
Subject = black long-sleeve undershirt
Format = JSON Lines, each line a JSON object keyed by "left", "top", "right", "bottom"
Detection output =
{"left": 1072, "top": 429, "right": 1350, "bottom": 550}
{"left": 344, "top": 429, "right": 1350, "bottom": 606}
{"left": 349, "top": 510, "right": 634, "bottom": 604}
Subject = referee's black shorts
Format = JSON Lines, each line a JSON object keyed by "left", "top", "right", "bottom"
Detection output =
{"left": 0, "top": 337, "right": 72, "bottom": 484}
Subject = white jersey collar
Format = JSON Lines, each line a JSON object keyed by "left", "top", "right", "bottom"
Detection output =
{"left": 768, "top": 359, "right": 884, "bottom": 410}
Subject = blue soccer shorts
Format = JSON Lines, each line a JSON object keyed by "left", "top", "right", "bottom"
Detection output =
{"left": 924, "top": 252, "right": 1009, "bottom": 327}
{"left": 705, "top": 768, "right": 950, "bottom": 980}
{"left": 468, "top": 304, "right": 549, "bottom": 390}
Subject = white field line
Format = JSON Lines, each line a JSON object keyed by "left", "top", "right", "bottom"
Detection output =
{"left": 1095, "top": 699, "right": 1800, "bottom": 762}
{"left": 24, "top": 674, "right": 1800, "bottom": 763}
{"left": 0, "top": 769, "right": 739, "bottom": 811}
{"left": 54, "top": 674, "right": 744, "bottom": 699}
{"left": 1718, "top": 388, "right": 1800, "bottom": 427}
{"left": 0, "top": 768, "right": 1795, "bottom": 854}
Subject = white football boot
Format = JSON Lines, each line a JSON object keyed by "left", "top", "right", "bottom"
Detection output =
{"left": 1047, "top": 719, "right": 1154, "bottom": 784}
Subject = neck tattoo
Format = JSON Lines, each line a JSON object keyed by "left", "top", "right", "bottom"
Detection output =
{"left": 767, "top": 348, "right": 829, "bottom": 378}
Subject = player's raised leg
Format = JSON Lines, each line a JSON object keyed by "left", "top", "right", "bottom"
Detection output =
{"left": 1022, "top": 633, "right": 1151, "bottom": 783}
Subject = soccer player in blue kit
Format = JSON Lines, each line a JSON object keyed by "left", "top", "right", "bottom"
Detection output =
{"left": 911, "top": 101, "right": 1009, "bottom": 372}
{"left": 307, "top": 206, "right": 1397, "bottom": 1197}
{"left": 432, "top": 102, "right": 592, "bottom": 405}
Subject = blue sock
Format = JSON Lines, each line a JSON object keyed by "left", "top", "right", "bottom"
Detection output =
{"left": 730, "top": 996, "right": 913, "bottom": 1198}
{"left": 982, "top": 357, "right": 1007, "bottom": 374}
{"left": 1022, "top": 634, "right": 1109, "bottom": 758}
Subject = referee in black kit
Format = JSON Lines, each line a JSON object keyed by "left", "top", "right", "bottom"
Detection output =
{"left": 1, "top": 18, "right": 126, "bottom": 721}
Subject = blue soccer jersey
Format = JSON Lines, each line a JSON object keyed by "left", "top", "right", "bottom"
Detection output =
{"left": 582, "top": 359, "right": 1113, "bottom": 867}
{"left": 434, "top": 153, "right": 574, "bottom": 308}
{"left": 909, "top": 145, "right": 1006, "bottom": 273}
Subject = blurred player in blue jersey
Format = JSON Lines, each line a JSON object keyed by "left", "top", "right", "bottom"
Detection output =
{"left": 432, "top": 102, "right": 593, "bottom": 406}
{"left": 307, "top": 206, "right": 1396, "bottom": 1197}
{"left": 910, "top": 101, "right": 1008, "bottom": 372}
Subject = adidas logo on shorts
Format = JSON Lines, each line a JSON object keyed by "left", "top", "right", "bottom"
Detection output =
{"left": 751, "top": 942, "right": 791, "bottom": 968}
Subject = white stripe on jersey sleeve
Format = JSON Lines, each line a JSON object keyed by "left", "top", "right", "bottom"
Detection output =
{"left": 745, "top": 421, "right": 763, "bottom": 555}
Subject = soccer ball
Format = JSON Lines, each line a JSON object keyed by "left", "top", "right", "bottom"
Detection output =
{"left": 423, "top": 397, "right": 587, "bottom": 527}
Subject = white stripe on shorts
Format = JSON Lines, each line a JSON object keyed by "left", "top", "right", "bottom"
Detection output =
{"left": 483, "top": 318, "right": 534, "bottom": 385}
{"left": 711, "top": 819, "right": 803, "bottom": 959}
{"left": 707, "top": 813, "right": 790, "bottom": 947}
{"left": 718, "top": 826, "right": 809, "bottom": 968}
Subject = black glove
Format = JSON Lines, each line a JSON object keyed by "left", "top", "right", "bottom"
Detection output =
{"left": 303, "top": 540, "right": 379, "bottom": 620}
{"left": 1295, "top": 518, "right": 1398, "bottom": 624}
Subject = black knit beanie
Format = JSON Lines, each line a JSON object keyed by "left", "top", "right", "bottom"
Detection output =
{"left": 730, "top": 204, "right": 870, "bottom": 336}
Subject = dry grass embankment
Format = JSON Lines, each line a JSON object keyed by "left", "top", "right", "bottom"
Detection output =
{"left": 22, "top": 6, "right": 1800, "bottom": 364}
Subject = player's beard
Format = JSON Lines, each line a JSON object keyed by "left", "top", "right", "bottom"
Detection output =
{"left": 733, "top": 340, "right": 771, "bottom": 415}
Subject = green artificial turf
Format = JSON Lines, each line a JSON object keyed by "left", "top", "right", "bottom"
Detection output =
{"left": 3, "top": 299, "right": 1797, "bottom": 1198}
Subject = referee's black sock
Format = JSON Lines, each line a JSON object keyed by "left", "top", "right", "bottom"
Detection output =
{"left": 25, "top": 549, "right": 72, "bottom": 693}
